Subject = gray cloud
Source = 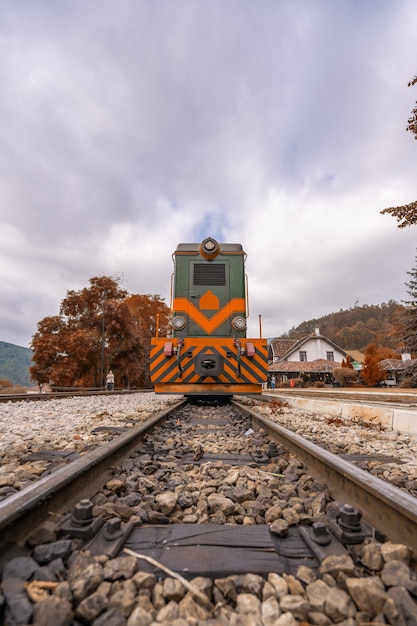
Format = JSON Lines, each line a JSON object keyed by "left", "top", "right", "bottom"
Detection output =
{"left": 0, "top": 0, "right": 416, "bottom": 346}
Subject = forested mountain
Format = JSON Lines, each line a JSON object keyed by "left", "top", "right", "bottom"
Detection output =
{"left": 0, "top": 341, "right": 33, "bottom": 387}
{"left": 281, "top": 301, "right": 405, "bottom": 352}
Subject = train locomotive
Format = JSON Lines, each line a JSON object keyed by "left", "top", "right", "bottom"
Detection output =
{"left": 150, "top": 237, "right": 268, "bottom": 396}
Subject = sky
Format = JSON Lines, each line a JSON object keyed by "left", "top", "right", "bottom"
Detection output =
{"left": 1, "top": 0, "right": 417, "bottom": 348}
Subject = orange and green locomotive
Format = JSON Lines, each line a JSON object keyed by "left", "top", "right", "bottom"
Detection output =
{"left": 150, "top": 237, "right": 268, "bottom": 396}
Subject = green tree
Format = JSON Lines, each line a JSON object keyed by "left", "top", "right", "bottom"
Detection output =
{"left": 361, "top": 344, "right": 386, "bottom": 387}
{"left": 398, "top": 251, "right": 417, "bottom": 389}
{"left": 381, "top": 76, "right": 417, "bottom": 228}
{"left": 401, "top": 252, "right": 417, "bottom": 355}
{"left": 30, "top": 276, "right": 170, "bottom": 389}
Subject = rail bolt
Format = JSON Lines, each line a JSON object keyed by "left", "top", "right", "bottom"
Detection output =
{"left": 145, "top": 441, "right": 155, "bottom": 453}
{"left": 267, "top": 442, "right": 279, "bottom": 457}
{"left": 73, "top": 499, "right": 94, "bottom": 524}
{"left": 338, "top": 504, "right": 362, "bottom": 532}
{"left": 104, "top": 517, "right": 124, "bottom": 541}
{"left": 312, "top": 521, "right": 331, "bottom": 546}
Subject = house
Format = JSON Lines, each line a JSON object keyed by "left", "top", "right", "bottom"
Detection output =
{"left": 380, "top": 356, "right": 416, "bottom": 386}
{"left": 268, "top": 328, "right": 357, "bottom": 385}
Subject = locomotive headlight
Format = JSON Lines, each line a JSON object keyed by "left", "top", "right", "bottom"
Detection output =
{"left": 172, "top": 316, "right": 186, "bottom": 331}
{"left": 204, "top": 239, "right": 216, "bottom": 251}
{"left": 200, "top": 237, "right": 219, "bottom": 258}
{"left": 232, "top": 316, "right": 246, "bottom": 331}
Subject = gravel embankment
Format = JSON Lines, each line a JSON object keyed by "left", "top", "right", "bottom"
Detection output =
{"left": 240, "top": 397, "right": 417, "bottom": 495}
{"left": 1, "top": 395, "right": 417, "bottom": 624}
{"left": 0, "top": 393, "right": 179, "bottom": 498}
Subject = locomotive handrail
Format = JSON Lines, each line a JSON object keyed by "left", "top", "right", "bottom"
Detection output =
{"left": 177, "top": 338, "right": 184, "bottom": 376}
{"left": 245, "top": 273, "right": 249, "bottom": 317}
{"left": 234, "top": 338, "right": 241, "bottom": 377}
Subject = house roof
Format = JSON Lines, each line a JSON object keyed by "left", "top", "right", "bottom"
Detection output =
{"left": 269, "top": 359, "right": 340, "bottom": 374}
{"left": 345, "top": 350, "right": 365, "bottom": 364}
{"left": 268, "top": 338, "right": 299, "bottom": 360}
{"left": 379, "top": 358, "right": 415, "bottom": 371}
{"left": 275, "top": 331, "right": 350, "bottom": 362}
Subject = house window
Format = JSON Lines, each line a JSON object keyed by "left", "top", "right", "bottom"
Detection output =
{"left": 299, "top": 351, "right": 307, "bottom": 362}
{"left": 326, "top": 351, "right": 334, "bottom": 361}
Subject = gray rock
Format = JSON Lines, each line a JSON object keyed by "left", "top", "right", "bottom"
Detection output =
{"left": 282, "top": 573, "right": 305, "bottom": 596}
{"left": 235, "top": 592, "right": 262, "bottom": 623}
{"left": 360, "top": 541, "right": 384, "bottom": 571}
{"left": 76, "top": 589, "right": 109, "bottom": 622}
{"left": 32, "top": 595, "right": 73, "bottom": 626}
{"left": 207, "top": 493, "right": 235, "bottom": 516}
{"left": 261, "top": 595, "right": 281, "bottom": 625}
{"left": 126, "top": 605, "right": 154, "bottom": 626}
{"left": 92, "top": 607, "right": 127, "bottom": 625}
{"left": 155, "top": 491, "right": 178, "bottom": 516}
{"left": 155, "top": 599, "right": 179, "bottom": 622}
{"left": 381, "top": 559, "right": 417, "bottom": 593}
{"left": 132, "top": 572, "right": 156, "bottom": 591}
{"left": 109, "top": 588, "right": 137, "bottom": 617}
{"left": 178, "top": 592, "right": 211, "bottom": 621}
{"left": 234, "top": 573, "right": 264, "bottom": 597}
{"left": 269, "top": 518, "right": 289, "bottom": 536}
{"left": 2, "top": 555, "right": 38, "bottom": 581}
{"left": 306, "top": 611, "right": 332, "bottom": 626}
{"left": 264, "top": 503, "right": 283, "bottom": 523}
{"left": 387, "top": 586, "right": 417, "bottom": 626}
{"left": 267, "top": 572, "right": 288, "bottom": 599}
{"left": 381, "top": 542, "right": 412, "bottom": 565}
{"left": 323, "top": 587, "right": 356, "bottom": 621}
{"left": 279, "top": 594, "right": 310, "bottom": 621}
{"left": 70, "top": 562, "right": 105, "bottom": 603}
{"left": 103, "top": 556, "right": 138, "bottom": 581}
{"left": 306, "top": 579, "right": 331, "bottom": 611}
{"left": 345, "top": 575, "right": 389, "bottom": 615}
{"left": 2, "top": 577, "right": 33, "bottom": 625}
{"left": 162, "top": 577, "right": 187, "bottom": 602}
{"left": 319, "top": 554, "right": 356, "bottom": 579}
{"left": 32, "top": 539, "right": 72, "bottom": 564}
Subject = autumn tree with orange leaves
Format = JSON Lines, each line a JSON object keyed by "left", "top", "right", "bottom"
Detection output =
{"left": 30, "top": 276, "right": 170, "bottom": 389}
{"left": 380, "top": 76, "right": 417, "bottom": 228}
{"left": 360, "top": 344, "right": 386, "bottom": 387}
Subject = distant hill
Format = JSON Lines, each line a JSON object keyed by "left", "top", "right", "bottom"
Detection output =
{"left": 0, "top": 341, "right": 33, "bottom": 387}
{"left": 281, "top": 301, "right": 405, "bottom": 352}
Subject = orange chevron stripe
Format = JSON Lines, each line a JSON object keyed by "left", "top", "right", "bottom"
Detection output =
{"left": 173, "top": 297, "right": 246, "bottom": 333}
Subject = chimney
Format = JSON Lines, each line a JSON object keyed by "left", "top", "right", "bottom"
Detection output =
{"left": 315, "top": 328, "right": 320, "bottom": 336}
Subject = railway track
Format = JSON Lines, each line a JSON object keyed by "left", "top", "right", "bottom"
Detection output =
{"left": 1, "top": 398, "right": 417, "bottom": 624}
{"left": 0, "top": 388, "right": 151, "bottom": 403}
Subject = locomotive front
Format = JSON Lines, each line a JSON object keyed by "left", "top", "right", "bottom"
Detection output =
{"left": 150, "top": 237, "right": 268, "bottom": 396}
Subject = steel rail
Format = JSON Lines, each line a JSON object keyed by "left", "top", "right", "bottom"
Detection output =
{"left": 0, "top": 402, "right": 184, "bottom": 546}
{"left": 0, "top": 389, "right": 154, "bottom": 403}
{"left": 234, "top": 400, "right": 417, "bottom": 556}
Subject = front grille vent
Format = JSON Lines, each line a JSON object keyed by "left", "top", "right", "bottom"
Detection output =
{"left": 193, "top": 263, "right": 226, "bottom": 285}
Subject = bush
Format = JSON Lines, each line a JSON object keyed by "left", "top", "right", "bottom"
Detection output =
{"left": 399, "top": 378, "right": 413, "bottom": 388}
{"left": 401, "top": 362, "right": 417, "bottom": 388}
{"left": 333, "top": 367, "right": 358, "bottom": 387}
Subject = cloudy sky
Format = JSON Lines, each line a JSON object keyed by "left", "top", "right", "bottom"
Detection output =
{"left": 1, "top": 0, "right": 417, "bottom": 348}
